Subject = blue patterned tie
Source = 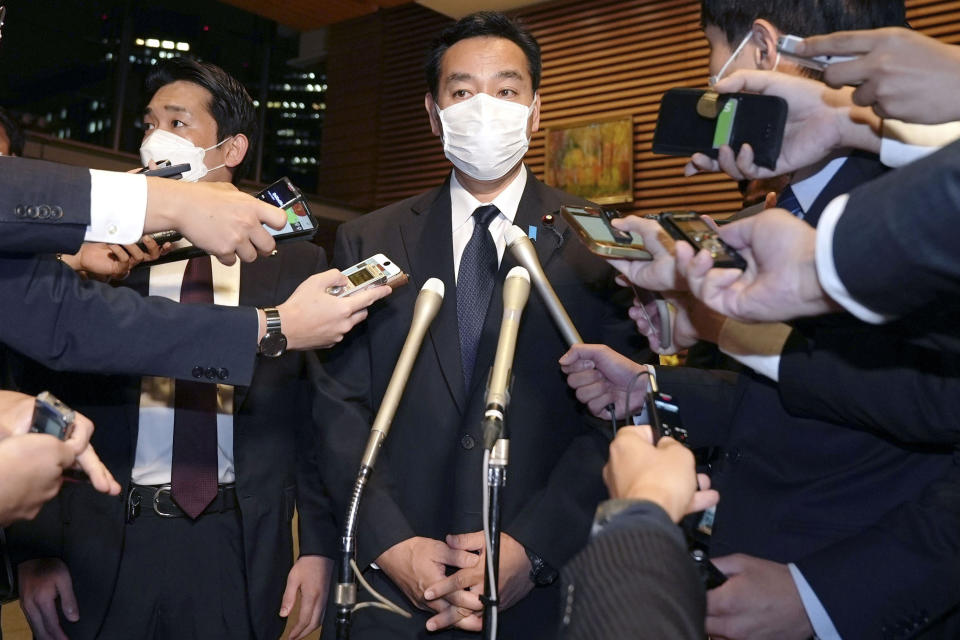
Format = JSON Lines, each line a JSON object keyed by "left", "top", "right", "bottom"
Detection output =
{"left": 777, "top": 185, "right": 805, "bottom": 220}
{"left": 457, "top": 204, "right": 500, "bottom": 389}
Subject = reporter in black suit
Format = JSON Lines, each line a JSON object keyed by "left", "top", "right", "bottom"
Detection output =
{"left": 313, "top": 13, "right": 645, "bottom": 638}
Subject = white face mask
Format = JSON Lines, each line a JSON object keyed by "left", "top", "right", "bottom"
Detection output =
{"left": 437, "top": 93, "right": 535, "bottom": 181}
{"left": 139, "top": 128, "right": 230, "bottom": 182}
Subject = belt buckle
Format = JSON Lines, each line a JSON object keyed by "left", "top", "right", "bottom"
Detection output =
{"left": 151, "top": 484, "right": 178, "bottom": 518}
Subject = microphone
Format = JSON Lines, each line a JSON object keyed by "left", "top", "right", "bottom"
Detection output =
{"left": 505, "top": 225, "right": 583, "bottom": 347}
{"left": 360, "top": 277, "right": 444, "bottom": 467}
{"left": 482, "top": 266, "right": 531, "bottom": 449}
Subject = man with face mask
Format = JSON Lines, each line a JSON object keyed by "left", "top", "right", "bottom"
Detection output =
{"left": 313, "top": 11, "right": 646, "bottom": 638}
{"left": 9, "top": 58, "right": 345, "bottom": 640}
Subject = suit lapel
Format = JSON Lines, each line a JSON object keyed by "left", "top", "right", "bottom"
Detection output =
{"left": 807, "top": 151, "right": 888, "bottom": 227}
{"left": 398, "top": 180, "right": 467, "bottom": 412}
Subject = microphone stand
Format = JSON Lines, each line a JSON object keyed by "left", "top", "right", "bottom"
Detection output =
{"left": 481, "top": 381, "right": 511, "bottom": 640}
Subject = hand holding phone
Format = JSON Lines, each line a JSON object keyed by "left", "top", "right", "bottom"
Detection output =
{"left": 327, "top": 254, "right": 408, "bottom": 297}
{"left": 658, "top": 212, "right": 746, "bottom": 270}
{"left": 560, "top": 205, "right": 651, "bottom": 260}
{"left": 30, "top": 392, "right": 75, "bottom": 441}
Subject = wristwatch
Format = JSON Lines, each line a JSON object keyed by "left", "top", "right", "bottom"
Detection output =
{"left": 258, "top": 307, "right": 287, "bottom": 357}
{"left": 525, "top": 548, "right": 558, "bottom": 587}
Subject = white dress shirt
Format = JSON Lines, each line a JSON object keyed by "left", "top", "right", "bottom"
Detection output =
{"left": 85, "top": 170, "right": 147, "bottom": 244}
{"left": 450, "top": 166, "right": 528, "bottom": 282}
{"left": 132, "top": 255, "right": 239, "bottom": 485}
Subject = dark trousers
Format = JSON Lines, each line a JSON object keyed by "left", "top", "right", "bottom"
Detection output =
{"left": 95, "top": 509, "right": 253, "bottom": 640}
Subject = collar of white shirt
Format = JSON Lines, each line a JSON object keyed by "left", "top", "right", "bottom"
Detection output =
{"left": 450, "top": 166, "right": 529, "bottom": 281}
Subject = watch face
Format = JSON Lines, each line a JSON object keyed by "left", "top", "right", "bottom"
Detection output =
{"left": 259, "top": 332, "right": 287, "bottom": 358}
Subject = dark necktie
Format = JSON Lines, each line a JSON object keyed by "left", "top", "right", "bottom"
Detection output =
{"left": 777, "top": 185, "right": 805, "bottom": 220}
{"left": 171, "top": 256, "right": 219, "bottom": 519}
{"left": 457, "top": 204, "right": 500, "bottom": 389}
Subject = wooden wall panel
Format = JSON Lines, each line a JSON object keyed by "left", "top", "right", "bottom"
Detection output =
{"left": 321, "top": 0, "right": 960, "bottom": 215}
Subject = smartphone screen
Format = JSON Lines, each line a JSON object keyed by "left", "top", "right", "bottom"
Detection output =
{"left": 572, "top": 213, "right": 641, "bottom": 245}
{"left": 255, "top": 179, "right": 316, "bottom": 237}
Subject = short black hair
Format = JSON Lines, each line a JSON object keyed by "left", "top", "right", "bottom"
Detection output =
{"left": 0, "top": 107, "right": 25, "bottom": 156}
{"left": 145, "top": 57, "right": 257, "bottom": 181}
{"left": 701, "top": 0, "right": 905, "bottom": 47}
{"left": 426, "top": 11, "right": 541, "bottom": 98}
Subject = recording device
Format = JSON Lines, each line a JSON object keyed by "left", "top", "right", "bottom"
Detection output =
{"left": 136, "top": 176, "right": 319, "bottom": 267}
{"left": 326, "top": 254, "right": 408, "bottom": 297}
{"left": 644, "top": 378, "right": 725, "bottom": 590}
{"left": 139, "top": 163, "right": 192, "bottom": 179}
{"left": 482, "top": 267, "right": 531, "bottom": 450}
{"left": 505, "top": 225, "right": 583, "bottom": 347}
{"left": 777, "top": 34, "right": 858, "bottom": 72}
{"left": 559, "top": 205, "right": 652, "bottom": 260}
{"left": 136, "top": 230, "right": 183, "bottom": 253}
{"left": 658, "top": 212, "right": 746, "bottom": 270}
{"left": 336, "top": 279, "right": 444, "bottom": 638}
{"left": 633, "top": 288, "right": 673, "bottom": 352}
{"left": 30, "top": 391, "right": 75, "bottom": 440}
{"left": 652, "top": 88, "right": 787, "bottom": 169}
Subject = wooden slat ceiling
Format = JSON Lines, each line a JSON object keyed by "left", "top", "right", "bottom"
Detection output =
{"left": 216, "top": 0, "right": 414, "bottom": 30}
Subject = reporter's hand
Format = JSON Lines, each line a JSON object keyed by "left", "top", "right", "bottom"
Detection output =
{"left": 375, "top": 536, "right": 480, "bottom": 615}
{"left": 0, "top": 390, "right": 38, "bottom": 438}
{"left": 18, "top": 558, "right": 78, "bottom": 640}
{"left": 275, "top": 270, "right": 392, "bottom": 350}
{"left": 803, "top": 27, "right": 960, "bottom": 124}
{"left": 677, "top": 208, "right": 838, "bottom": 323}
{"left": 279, "top": 555, "right": 333, "bottom": 640}
{"left": 631, "top": 291, "right": 726, "bottom": 355}
{"left": 61, "top": 243, "right": 132, "bottom": 281}
{"left": 144, "top": 179, "right": 286, "bottom": 265}
{"left": 559, "top": 343, "right": 649, "bottom": 419}
{"left": 607, "top": 216, "right": 681, "bottom": 292}
{"left": 684, "top": 70, "right": 881, "bottom": 180}
{"left": 604, "top": 425, "right": 719, "bottom": 522}
{"left": 423, "top": 531, "right": 533, "bottom": 632}
{"left": 63, "top": 412, "right": 121, "bottom": 497}
{"left": 0, "top": 434, "right": 75, "bottom": 525}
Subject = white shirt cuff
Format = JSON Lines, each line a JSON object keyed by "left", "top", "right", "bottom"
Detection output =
{"left": 788, "top": 563, "right": 843, "bottom": 640}
{"left": 84, "top": 169, "right": 147, "bottom": 244}
{"left": 815, "top": 194, "right": 892, "bottom": 325}
{"left": 717, "top": 319, "right": 792, "bottom": 382}
{"left": 880, "top": 120, "right": 960, "bottom": 168}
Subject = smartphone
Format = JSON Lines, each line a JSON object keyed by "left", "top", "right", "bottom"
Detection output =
{"left": 777, "top": 34, "right": 858, "bottom": 72}
{"left": 559, "top": 205, "right": 651, "bottom": 260}
{"left": 30, "top": 391, "right": 75, "bottom": 440}
{"left": 140, "top": 163, "right": 192, "bottom": 179}
{"left": 658, "top": 211, "right": 746, "bottom": 270}
{"left": 327, "top": 254, "right": 408, "bottom": 297}
{"left": 136, "top": 230, "right": 183, "bottom": 253}
{"left": 652, "top": 88, "right": 787, "bottom": 169}
{"left": 254, "top": 177, "right": 319, "bottom": 241}
{"left": 138, "top": 177, "right": 319, "bottom": 267}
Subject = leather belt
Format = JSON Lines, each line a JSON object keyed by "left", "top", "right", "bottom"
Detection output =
{"left": 126, "top": 483, "right": 238, "bottom": 521}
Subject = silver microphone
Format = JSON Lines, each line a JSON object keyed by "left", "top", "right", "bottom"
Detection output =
{"left": 483, "top": 267, "right": 531, "bottom": 449}
{"left": 505, "top": 225, "right": 583, "bottom": 347}
{"left": 360, "top": 277, "right": 444, "bottom": 468}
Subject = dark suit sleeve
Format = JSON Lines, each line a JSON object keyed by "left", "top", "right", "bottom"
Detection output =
{"left": 653, "top": 366, "right": 743, "bottom": 449}
{"left": 0, "top": 157, "right": 94, "bottom": 254}
{"left": 794, "top": 448, "right": 960, "bottom": 638}
{"left": 296, "top": 248, "right": 340, "bottom": 558}
{"left": 832, "top": 139, "right": 960, "bottom": 318}
{"left": 778, "top": 326, "right": 960, "bottom": 444}
{"left": 0, "top": 254, "right": 257, "bottom": 385}
{"left": 559, "top": 503, "right": 705, "bottom": 640}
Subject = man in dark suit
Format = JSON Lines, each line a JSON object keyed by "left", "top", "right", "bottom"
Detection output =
{"left": 9, "top": 58, "right": 339, "bottom": 640}
{"left": 313, "top": 12, "right": 643, "bottom": 638}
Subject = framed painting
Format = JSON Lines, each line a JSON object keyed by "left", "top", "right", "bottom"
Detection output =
{"left": 544, "top": 114, "right": 633, "bottom": 205}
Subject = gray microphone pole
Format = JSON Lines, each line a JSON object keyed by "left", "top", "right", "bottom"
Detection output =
{"left": 336, "top": 278, "right": 444, "bottom": 640}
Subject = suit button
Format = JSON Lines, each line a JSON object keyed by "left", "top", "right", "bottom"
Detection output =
{"left": 52, "top": 206, "right": 63, "bottom": 219}
{"left": 14, "top": 205, "right": 24, "bottom": 217}
{"left": 191, "top": 366, "right": 204, "bottom": 378}
{"left": 204, "top": 367, "right": 217, "bottom": 380}
{"left": 461, "top": 434, "right": 475, "bottom": 450}
{"left": 27, "top": 206, "right": 38, "bottom": 219}
{"left": 37, "top": 205, "right": 51, "bottom": 219}
{"left": 217, "top": 368, "right": 229, "bottom": 380}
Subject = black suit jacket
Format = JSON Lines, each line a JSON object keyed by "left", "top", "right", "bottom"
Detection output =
{"left": 313, "top": 172, "right": 645, "bottom": 637}
{"left": 0, "top": 156, "right": 93, "bottom": 254}
{"left": 657, "top": 153, "right": 960, "bottom": 639}
{"left": 8, "top": 243, "right": 337, "bottom": 640}
{"left": 832, "top": 139, "right": 960, "bottom": 320}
